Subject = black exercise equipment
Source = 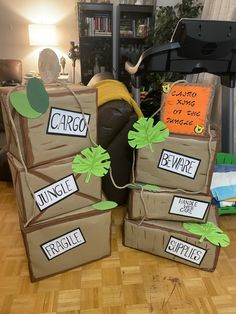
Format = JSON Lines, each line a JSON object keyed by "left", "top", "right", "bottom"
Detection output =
{"left": 125, "top": 18, "right": 236, "bottom": 154}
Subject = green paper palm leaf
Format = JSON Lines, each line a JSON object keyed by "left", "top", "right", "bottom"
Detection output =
{"left": 26, "top": 77, "right": 49, "bottom": 113}
{"left": 92, "top": 201, "right": 118, "bottom": 210}
{"left": 72, "top": 145, "right": 111, "bottom": 183}
{"left": 128, "top": 117, "right": 169, "bottom": 152}
{"left": 128, "top": 182, "right": 160, "bottom": 192}
{"left": 183, "top": 222, "right": 230, "bottom": 247}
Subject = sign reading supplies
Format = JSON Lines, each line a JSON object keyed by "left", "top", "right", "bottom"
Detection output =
{"left": 161, "top": 85, "right": 213, "bottom": 136}
{"left": 165, "top": 236, "right": 207, "bottom": 265}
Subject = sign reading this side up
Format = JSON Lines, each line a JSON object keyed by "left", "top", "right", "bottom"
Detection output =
{"left": 158, "top": 149, "right": 200, "bottom": 179}
{"left": 165, "top": 236, "right": 207, "bottom": 265}
{"left": 41, "top": 227, "right": 86, "bottom": 260}
{"left": 47, "top": 107, "right": 90, "bottom": 137}
{"left": 34, "top": 174, "right": 78, "bottom": 211}
{"left": 161, "top": 85, "right": 213, "bottom": 136}
{"left": 169, "top": 196, "right": 210, "bottom": 220}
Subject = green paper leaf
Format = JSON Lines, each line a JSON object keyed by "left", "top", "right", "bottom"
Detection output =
{"left": 72, "top": 145, "right": 111, "bottom": 183}
{"left": 183, "top": 222, "right": 230, "bottom": 247}
{"left": 10, "top": 91, "right": 42, "bottom": 119}
{"left": 142, "top": 184, "right": 160, "bottom": 192}
{"left": 128, "top": 117, "right": 169, "bottom": 152}
{"left": 127, "top": 183, "right": 160, "bottom": 192}
{"left": 92, "top": 201, "right": 118, "bottom": 210}
{"left": 26, "top": 77, "right": 49, "bottom": 113}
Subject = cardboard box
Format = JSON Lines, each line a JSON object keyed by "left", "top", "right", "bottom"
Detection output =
{"left": 124, "top": 207, "right": 220, "bottom": 271}
{"left": 8, "top": 152, "right": 101, "bottom": 224}
{"left": 1, "top": 85, "right": 97, "bottom": 168}
{"left": 135, "top": 132, "right": 218, "bottom": 194}
{"left": 21, "top": 207, "right": 111, "bottom": 281}
{"left": 129, "top": 188, "right": 212, "bottom": 222}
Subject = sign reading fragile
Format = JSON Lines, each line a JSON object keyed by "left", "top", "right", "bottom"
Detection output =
{"left": 165, "top": 236, "right": 206, "bottom": 265}
{"left": 158, "top": 149, "right": 200, "bottom": 179}
{"left": 47, "top": 107, "right": 90, "bottom": 137}
{"left": 41, "top": 227, "right": 86, "bottom": 260}
{"left": 34, "top": 174, "right": 79, "bottom": 211}
{"left": 161, "top": 85, "right": 213, "bottom": 136}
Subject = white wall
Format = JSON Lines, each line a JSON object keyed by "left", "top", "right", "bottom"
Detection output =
{"left": 0, "top": 0, "right": 81, "bottom": 82}
{"left": 156, "top": 0, "right": 179, "bottom": 6}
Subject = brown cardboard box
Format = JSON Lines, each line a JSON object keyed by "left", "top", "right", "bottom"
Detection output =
{"left": 135, "top": 132, "right": 218, "bottom": 194}
{"left": 1, "top": 85, "right": 97, "bottom": 168}
{"left": 21, "top": 207, "right": 111, "bottom": 281}
{"left": 8, "top": 152, "right": 101, "bottom": 224}
{"left": 124, "top": 207, "right": 220, "bottom": 271}
{"left": 129, "top": 188, "right": 212, "bottom": 222}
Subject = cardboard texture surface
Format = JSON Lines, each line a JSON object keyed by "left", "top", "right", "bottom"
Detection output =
{"left": 135, "top": 132, "right": 218, "bottom": 194}
{"left": 8, "top": 152, "right": 101, "bottom": 224}
{"left": 124, "top": 207, "right": 220, "bottom": 271}
{"left": 1, "top": 85, "right": 97, "bottom": 168}
{"left": 21, "top": 208, "right": 111, "bottom": 281}
{"left": 129, "top": 188, "right": 212, "bottom": 222}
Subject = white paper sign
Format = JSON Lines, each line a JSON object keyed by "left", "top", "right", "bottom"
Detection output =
{"left": 165, "top": 236, "right": 206, "bottom": 265}
{"left": 47, "top": 107, "right": 90, "bottom": 137}
{"left": 41, "top": 227, "right": 86, "bottom": 260}
{"left": 34, "top": 174, "right": 78, "bottom": 211}
{"left": 158, "top": 149, "right": 200, "bottom": 178}
{"left": 169, "top": 196, "right": 209, "bottom": 220}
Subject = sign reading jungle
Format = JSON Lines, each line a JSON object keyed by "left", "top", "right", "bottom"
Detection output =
{"left": 161, "top": 85, "right": 213, "bottom": 136}
{"left": 34, "top": 174, "right": 79, "bottom": 211}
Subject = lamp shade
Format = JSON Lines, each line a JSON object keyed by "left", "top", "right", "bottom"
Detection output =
{"left": 28, "top": 24, "right": 58, "bottom": 46}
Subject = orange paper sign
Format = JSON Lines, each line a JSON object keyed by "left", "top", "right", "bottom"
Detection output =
{"left": 162, "top": 85, "right": 213, "bottom": 136}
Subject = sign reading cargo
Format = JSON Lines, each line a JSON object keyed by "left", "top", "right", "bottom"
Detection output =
{"left": 161, "top": 85, "right": 213, "bottom": 136}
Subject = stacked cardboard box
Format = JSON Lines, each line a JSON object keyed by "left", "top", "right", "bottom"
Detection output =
{"left": 124, "top": 132, "right": 220, "bottom": 271}
{"left": 1, "top": 84, "right": 111, "bottom": 281}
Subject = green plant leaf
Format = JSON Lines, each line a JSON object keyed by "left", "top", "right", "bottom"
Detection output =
{"left": 183, "top": 222, "right": 230, "bottom": 247}
{"left": 26, "top": 77, "right": 49, "bottom": 113}
{"left": 92, "top": 201, "right": 118, "bottom": 210}
{"left": 10, "top": 91, "right": 42, "bottom": 119}
{"left": 72, "top": 145, "right": 111, "bottom": 183}
{"left": 128, "top": 117, "right": 169, "bottom": 152}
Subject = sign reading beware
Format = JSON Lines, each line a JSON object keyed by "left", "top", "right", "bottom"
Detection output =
{"left": 161, "top": 85, "right": 213, "bottom": 136}
{"left": 158, "top": 149, "right": 201, "bottom": 179}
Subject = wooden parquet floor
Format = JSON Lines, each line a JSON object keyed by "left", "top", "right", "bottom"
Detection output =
{"left": 0, "top": 181, "right": 236, "bottom": 314}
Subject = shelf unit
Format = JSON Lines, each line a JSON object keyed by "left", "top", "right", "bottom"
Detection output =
{"left": 118, "top": 4, "right": 153, "bottom": 87}
{"left": 78, "top": 3, "right": 113, "bottom": 85}
{"left": 78, "top": 3, "right": 154, "bottom": 86}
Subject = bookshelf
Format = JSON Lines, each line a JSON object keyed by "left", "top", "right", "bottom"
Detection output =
{"left": 118, "top": 4, "right": 153, "bottom": 88}
{"left": 78, "top": 3, "right": 113, "bottom": 85}
{"left": 78, "top": 3, "right": 154, "bottom": 86}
